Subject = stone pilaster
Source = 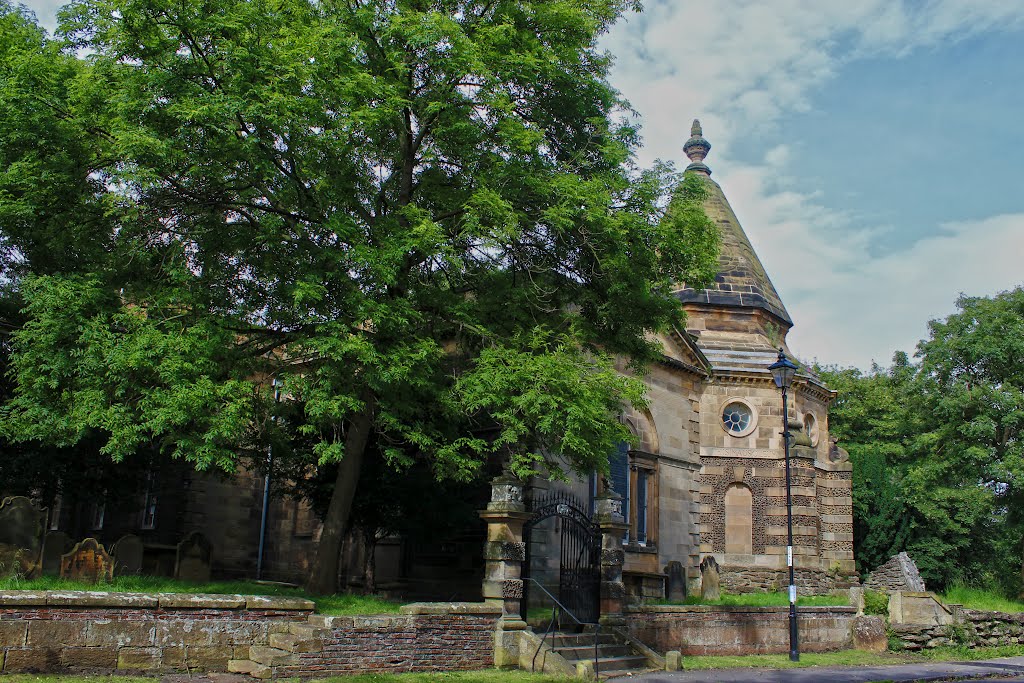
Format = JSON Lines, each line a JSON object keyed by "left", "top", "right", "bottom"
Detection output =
{"left": 594, "top": 491, "right": 628, "bottom": 627}
{"left": 479, "top": 473, "right": 531, "bottom": 666}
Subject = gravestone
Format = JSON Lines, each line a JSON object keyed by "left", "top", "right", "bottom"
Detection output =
{"left": 61, "top": 538, "right": 114, "bottom": 583}
{"left": 175, "top": 531, "right": 212, "bottom": 583}
{"left": 112, "top": 534, "right": 144, "bottom": 576}
{"left": 700, "top": 555, "right": 721, "bottom": 601}
{"left": 0, "top": 496, "right": 47, "bottom": 577}
{"left": 40, "top": 531, "right": 73, "bottom": 576}
{"left": 665, "top": 560, "right": 687, "bottom": 601}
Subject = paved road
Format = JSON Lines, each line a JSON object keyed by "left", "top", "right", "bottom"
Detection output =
{"left": 616, "top": 656, "right": 1024, "bottom": 683}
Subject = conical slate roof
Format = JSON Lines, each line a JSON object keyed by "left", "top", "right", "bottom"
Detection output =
{"left": 674, "top": 121, "right": 793, "bottom": 327}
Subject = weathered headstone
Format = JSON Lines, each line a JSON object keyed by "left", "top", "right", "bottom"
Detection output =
{"left": 866, "top": 551, "right": 926, "bottom": 593}
{"left": 40, "top": 531, "right": 73, "bottom": 577}
{"left": 700, "top": 555, "right": 720, "bottom": 601}
{"left": 665, "top": 560, "right": 687, "bottom": 601}
{"left": 0, "top": 496, "right": 47, "bottom": 577}
{"left": 175, "top": 531, "right": 212, "bottom": 583}
{"left": 112, "top": 533, "right": 144, "bottom": 576}
{"left": 61, "top": 538, "right": 114, "bottom": 583}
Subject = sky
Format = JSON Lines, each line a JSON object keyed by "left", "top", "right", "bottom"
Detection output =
{"left": 20, "top": 0, "right": 1024, "bottom": 370}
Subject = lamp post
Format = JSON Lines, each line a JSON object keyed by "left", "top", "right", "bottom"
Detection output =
{"left": 768, "top": 347, "right": 800, "bottom": 662}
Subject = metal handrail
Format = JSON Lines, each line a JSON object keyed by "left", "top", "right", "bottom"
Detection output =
{"left": 523, "top": 577, "right": 600, "bottom": 678}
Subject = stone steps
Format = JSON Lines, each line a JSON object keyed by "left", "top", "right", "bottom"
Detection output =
{"left": 542, "top": 629, "right": 654, "bottom": 679}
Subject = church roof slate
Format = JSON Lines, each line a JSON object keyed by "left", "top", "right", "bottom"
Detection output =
{"left": 673, "top": 121, "right": 793, "bottom": 327}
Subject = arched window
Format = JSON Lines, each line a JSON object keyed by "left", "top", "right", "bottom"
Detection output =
{"left": 724, "top": 483, "right": 753, "bottom": 555}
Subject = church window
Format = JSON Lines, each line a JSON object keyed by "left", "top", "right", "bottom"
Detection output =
{"left": 609, "top": 443, "right": 658, "bottom": 548}
{"left": 722, "top": 400, "right": 756, "bottom": 437}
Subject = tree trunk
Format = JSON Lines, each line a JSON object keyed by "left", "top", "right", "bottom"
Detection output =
{"left": 362, "top": 527, "right": 377, "bottom": 595}
{"left": 306, "top": 398, "right": 375, "bottom": 595}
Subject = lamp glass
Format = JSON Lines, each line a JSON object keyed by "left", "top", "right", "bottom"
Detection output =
{"left": 768, "top": 349, "right": 798, "bottom": 389}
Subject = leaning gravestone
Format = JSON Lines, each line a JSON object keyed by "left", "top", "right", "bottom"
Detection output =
{"left": 865, "top": 551, "right": 926, "bottom": 593}
{"left": 175, "top": 531, "right": 212, "bottom": 583}
{"left": 665, "top": 560, "right": 687, "bottom": 601}
{"left": 112, "top": 534, "right": 144, "bottom": 576}
{"left": 40, "top": 531, "right": 74, "bottom": 576}
{"left": 0, "top": 496, "right": 47, "bottom": 577}
{"left": 61, "top": 538, "right": 114, "bottom": 583}
{"left": 700, "top": 555, "right": 721, "bottom": 601}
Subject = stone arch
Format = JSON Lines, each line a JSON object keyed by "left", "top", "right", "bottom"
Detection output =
{"left": 724, "top": 483, "right": 753, "bottom": 555}
{"left": 623, "top": 407, "right": 660, "bottom": 454}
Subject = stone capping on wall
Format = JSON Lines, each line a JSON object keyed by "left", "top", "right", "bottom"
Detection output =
{"left": 628, "top": 604, "right": 858, "bottom": 615}
{"left": 0, "top": 590, "right": 315, "bottom": 611}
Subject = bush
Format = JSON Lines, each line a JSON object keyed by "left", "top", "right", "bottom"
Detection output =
{"left": 864, "top": 589, "right": 889, "bottom": 616}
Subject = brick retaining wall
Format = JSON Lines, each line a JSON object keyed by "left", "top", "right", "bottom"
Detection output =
{"left": 626, "top": 605, "right": 858, "bottom": 655}
{"left": 0, "top": 591, "right": 311, "bottom": 674}
{"left": 267, "top": 604, "right": 503, "bottom": 677}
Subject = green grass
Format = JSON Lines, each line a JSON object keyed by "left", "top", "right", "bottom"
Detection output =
{"left": 680, "top": 644, "right": 1024, "bottom": 670}
{"left": 658, "top": 590, "right": 849, "bottom": 608}
{"left": 939, "top": 585, "right": 1024, "bottom": 613}
{"left": 0, "top": 576, "right": 403, "bottom": 616}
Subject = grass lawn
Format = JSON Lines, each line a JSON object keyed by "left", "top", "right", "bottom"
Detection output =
{"left": 0, "top": 576, "right": 403, "bottom": 616}
{"left": 939, "top": 585, "right": 1024, "bottom": 613}
{"left": 680, "top": 644, "right": 1024, "bottom": 670}
{"left": 658, "top": 590, "right": 849, "bottom": 608}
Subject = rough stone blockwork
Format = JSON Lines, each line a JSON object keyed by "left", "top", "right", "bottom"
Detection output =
{"left": 626, "top": 605, "right": 857, "bottom": 656}
{"left": 272, "top": 604, "right": 502, "bottom": 677}
{"left": 865, "top": 552, "right": 926, "bottom": 593}
{"left": 891, "top": 610, "right": 1024, "bottom": 651}
{"left": 0, "top": 591, "right": 311, "bottom": 673}
{"left": 720, "top": 566, "right": 857, "bottom": 595}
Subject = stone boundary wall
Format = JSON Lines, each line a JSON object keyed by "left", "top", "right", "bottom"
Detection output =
{"left": 626, "top": 605, "right": 857, "bottom": 655}
{"left": 270, "top": 604, "right": 503, "bottom": 677}
{"left": 890, "top": 609, "right": 1024, "bottom": 651}
{"left": 0, "top": 591, "right": 312, "bottom": 674}
{"left": 866, "top": 552, "right": 926, "bottom": 593}
{"left": 720, "top": 566, "right": 858, "bottom": 596}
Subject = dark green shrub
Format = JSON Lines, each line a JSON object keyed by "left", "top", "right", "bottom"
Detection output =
{"left": 864, "top": 589, "right": 889, "bottom": 616}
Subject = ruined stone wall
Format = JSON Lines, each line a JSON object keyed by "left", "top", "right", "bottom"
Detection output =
{"left": 626, "top": 604, "right": 858, "bottom": 655}
{"left": 889, "top": 610, "right": 1024, "bottom": 651}
{"left": 866, "top": 552, "right": 927, "bottom": 593}
{"left": 0, "top": 591, "right": 311, "bottom": 674}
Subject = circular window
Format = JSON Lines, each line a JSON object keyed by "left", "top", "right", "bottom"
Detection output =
{"left": 804, "top": 413, "right": 819, "bottom": 446}
{"left": 722, "top": 400, "right": 756, "bottom": 437}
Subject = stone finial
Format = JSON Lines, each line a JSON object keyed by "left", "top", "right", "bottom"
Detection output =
{"left": 683, "top": 118, "right": 712, "bottom": 176}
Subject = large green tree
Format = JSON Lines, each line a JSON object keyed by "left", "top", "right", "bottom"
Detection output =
{"left": 0, "top": 0, "right": 718, "bottom": 592}
{"left": 822, "top": 287, "right": 1024, "bottom": 594}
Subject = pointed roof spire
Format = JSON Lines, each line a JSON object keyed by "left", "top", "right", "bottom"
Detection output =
{"left": 683, "top": 118, "right": 712, "bottom": 175}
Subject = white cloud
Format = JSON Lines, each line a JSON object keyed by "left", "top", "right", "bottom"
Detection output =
{"left": 720, "top": 157, "right": 1024, "bottom": 369}
{"left": 604, "top": 0, "right": 1024, "bottom": 369}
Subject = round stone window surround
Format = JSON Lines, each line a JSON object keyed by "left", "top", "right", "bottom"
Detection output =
{"left": 720, "top": 398, "right": 758, "bottom": 438}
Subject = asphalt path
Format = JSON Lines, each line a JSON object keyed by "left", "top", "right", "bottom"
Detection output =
{"left": 616, "top": 656, "right": 1024, "bottom": 683}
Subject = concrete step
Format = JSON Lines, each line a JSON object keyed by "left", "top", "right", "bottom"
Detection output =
{"left": 227, "top": 659, "right": 271, "bottom": 679}
{"left": 555, "top": 644, "right": 632, "bottom": 660}
{"left": 269, "top": 631, "right": 321, "bottom": 653}
{"left": 547, "top": 633, "right": 619, "bottom": 648}
{"left": 595, "top": 654, "right": 650, "bottom": 672}
{"left": 248, "top": 645, "right": 299, "bottom": 667}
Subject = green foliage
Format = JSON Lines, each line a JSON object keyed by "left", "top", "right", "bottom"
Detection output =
{"left": 0, "top": 0, "right": 718, "bottom": 585}
{"left": 820, "top": 286, "right": 1024, "bottom": 596}
{"left": 863, "top": 589, "right": 889, "bottom": 616}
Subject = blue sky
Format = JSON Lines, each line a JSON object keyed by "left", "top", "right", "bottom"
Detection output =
{"left": 603, "top": 0, "right": 1024, "bottom": 370}
{"left": 21, "top": 0, "right": 1024, "bottom": 370}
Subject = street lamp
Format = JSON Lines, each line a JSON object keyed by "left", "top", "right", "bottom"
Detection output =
{"left": 768, "top": 347, "right": 800, "bottom": 662}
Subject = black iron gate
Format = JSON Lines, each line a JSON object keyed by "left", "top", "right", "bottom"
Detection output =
{"left": 523, "top": 490, "right": 601, "bottom": 624}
